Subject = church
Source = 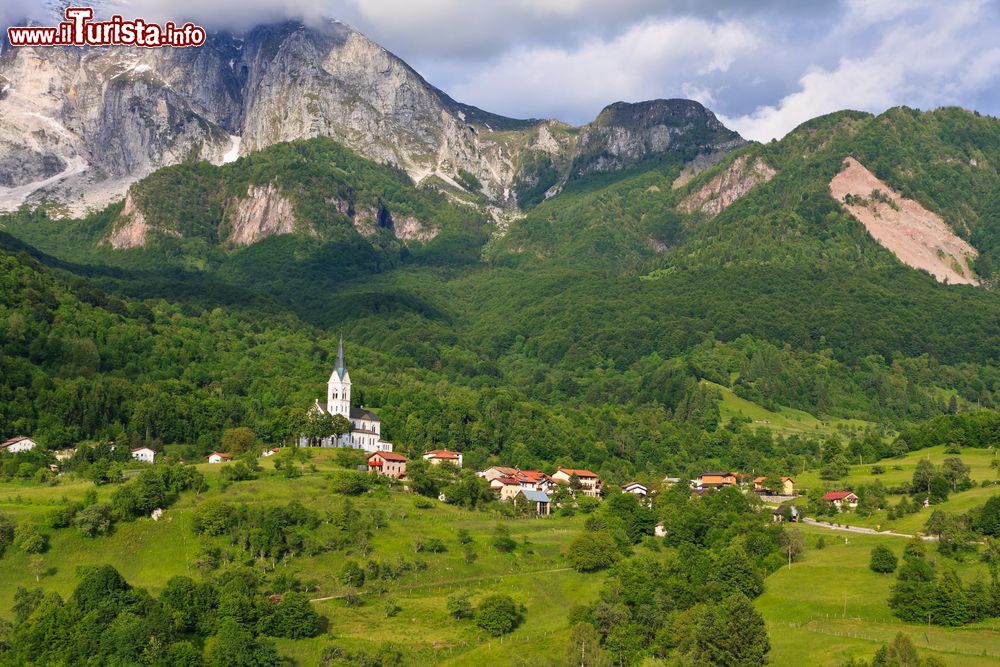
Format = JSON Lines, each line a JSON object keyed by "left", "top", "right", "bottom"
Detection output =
{"left": 299, "top": 337, "right": 394, "bottom": 453}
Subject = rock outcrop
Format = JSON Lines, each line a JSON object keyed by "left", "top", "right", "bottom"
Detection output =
{"left": 106, "top": 191, "right": 152, "bottom": 249}
{"left": 830, "top": 157, "right": 979, "bottom": 285}
{"left": 679, "top": 154, "right": 777, "bottom": 216}
{"left": 227, "top": 183, "right": 297, "bottom": 246}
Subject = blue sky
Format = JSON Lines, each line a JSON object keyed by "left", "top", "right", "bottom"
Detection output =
{"left": 10, "top": 0, "right": 1000, "bottom": 140}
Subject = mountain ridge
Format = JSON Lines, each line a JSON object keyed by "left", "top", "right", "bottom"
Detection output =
{"left": 0, "top": 18, "right": 744, "bottom": 215}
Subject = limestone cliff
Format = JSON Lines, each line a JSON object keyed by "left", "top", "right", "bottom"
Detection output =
{"left": 226, "top": 183, "right": 297, "bottom": 246}
{"left": 679, "top": 154, "right": 777, "bottom": 216}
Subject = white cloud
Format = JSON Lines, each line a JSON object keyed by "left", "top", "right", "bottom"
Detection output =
{"left": 446, "top": 17, "right": 761, "bottom": 123}
{"left": 724, "top": 0, "right": 1000, "bottom": 141}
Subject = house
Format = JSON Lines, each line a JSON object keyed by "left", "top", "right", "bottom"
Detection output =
{"left": 697, "top": 472, "right": 738, "bottom": 489}
{"left": 0, "top": 436, "right": 37, "bottom": 453}
{"left": 368, "top": 451, "right": 407, "bottom": 479}
{"left": 654, "top": 521, "right": 667, "bottom": 537}
{"left": 662, "top": 476, "right": 681, "bottom": 486}
{"left": 261, "top": 448, "right": 280, "bottom": 457}
{"left": 207, "top": 452, "right": 232, "bottom": 464}
{"left": 753, "top": 476, "right": 796, "bottom": 496}
{"left": 515, "top": 489, "right": 551, "bottom": 516}
{"left": 822, "top": 491, "right": 859, "bottom": 509}
{"left": 552, "top": 468, "right": 602, "bottom": 498}
{"left": 773, "top": 504, "right": 800, "bottom": 522}
{"left": 621, "top": 481, "right": 648, "bottom": 497}
{"left": 490, "top": 476, "right": 525, "bottom": 501}
{"left": 52, "top": 448, "right": 76, "bottom": 462}
{"left": 423, "top": 450, "right": 463, "bottom": 467}
{"left": 299, "top": 336, "right": 394, "bottom": 453}
{"left": 130, "top": 447, "right": 155, "bottom": 464}
{"left": 478, "top": 466, "right": 520, "bottom": 481}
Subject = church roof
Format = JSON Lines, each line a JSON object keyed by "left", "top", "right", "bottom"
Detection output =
{"left": 333, "top": 335, "right": 348, "bottom": 380}
{"left": 350, "top": 406, "right": 379, "bottom": 421}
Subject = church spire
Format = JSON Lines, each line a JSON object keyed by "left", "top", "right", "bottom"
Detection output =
{"left": 335, "top": 334, "right": 347, "bottom": 379}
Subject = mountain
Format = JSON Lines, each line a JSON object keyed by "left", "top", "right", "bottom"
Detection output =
{"left": 0, "top": 18, "right": 743, "bottom": 214}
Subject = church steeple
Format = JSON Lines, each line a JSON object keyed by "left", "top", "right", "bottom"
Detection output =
{"left": 335, "top": 334, "right": 347, "bottom": 379}
{"left": 327, "top": 335, "right": 352, "bottom": 416}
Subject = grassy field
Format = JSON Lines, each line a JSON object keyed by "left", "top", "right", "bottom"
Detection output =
{"left": 0, "top": 451, "right": 602, "bottom": 665}
{"left": 758, "top": 524, "right": 1000, "bottom": 667}
{"left": 791, "top": 445, "right": 1000, "bottom": 534}
{"left": 706, "top": 381, "right": 874, "bottom": 439}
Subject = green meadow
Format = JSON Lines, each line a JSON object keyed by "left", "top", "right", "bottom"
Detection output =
{"left": 792, "top": 445, "right": 1000, "bottom": 534}
{"left": 0, "top": 451, "right": 603, "bottom": 665}
{"left": 758, "top": 524, "right": 1000, "bottom": 667}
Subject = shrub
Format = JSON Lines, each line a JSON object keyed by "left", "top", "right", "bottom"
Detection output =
{"left": 339, "top": 560, "right": 365, "bottom": 588}
{"left": 447, "top": 593, "right": 474, "bottom": 619}
{"left": 13, "top": 523, "right": 47, "bottom": 554}
{"left": 475, "top": 594, "right": 523, "bottom": 636}
{"left": 73, "top": 503, "right": 112, "bottom": 537}
{"left": 567, "top": 531, "right": 619, "bottom": 572}
{"left": 491, "top": 524, "right": 516, "bottom": 553}
{"left": 870, "top": 544, "right": 898, "bottom": 573}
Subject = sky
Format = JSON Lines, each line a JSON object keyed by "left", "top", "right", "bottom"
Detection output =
{"left": 8, "top": 0, "right": 1000, "bottom": 140}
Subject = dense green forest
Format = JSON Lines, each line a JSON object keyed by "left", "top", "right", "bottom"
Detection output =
{"left": 3, "top": 107, "right": 1000, "bottom": 483}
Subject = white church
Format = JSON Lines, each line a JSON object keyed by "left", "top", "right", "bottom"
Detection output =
{"left": 298, "top": 337, "right": 394, "bottom": 453}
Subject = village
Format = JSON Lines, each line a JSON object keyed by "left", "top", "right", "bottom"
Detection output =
{"left": 0, "top": 340, "right": 869, "bottom": 521}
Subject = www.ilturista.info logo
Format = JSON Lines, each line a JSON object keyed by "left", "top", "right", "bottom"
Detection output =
{"left": 6, "top": 7, "right": 206, "bottom": 48}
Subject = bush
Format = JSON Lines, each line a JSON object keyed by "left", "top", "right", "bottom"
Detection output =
{"left": 447, "top": 593, "right": 474, "bottom": 619}
{"left": 339, "top": 560, "right": 365, "bottom": 588}
{"left": 13, "top": 523, "right": 47, "bottom": 554}
{"left": 475, "top": 594, "right": 523, "bottom": 636}
{"left": 491, "top": 524, "right": 516, "bottom": 553}
{"left": 73, "top": 503, "right": 112, "bottom": 537}
{"left": 567, "top": 531, "right": 619, "bottom": 572}
{"left": 869, "top": 544, "right": 898, "bottom": 573}
{"left": 815, "top": 536, "right": 826, "bottom": 550}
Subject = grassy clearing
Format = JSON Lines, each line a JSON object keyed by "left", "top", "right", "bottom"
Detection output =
{"left": 758, "top": 524, "right": 1000, "bottom": 667}
{"left": 706, "top": 381, "right": 873, "bottom": 439}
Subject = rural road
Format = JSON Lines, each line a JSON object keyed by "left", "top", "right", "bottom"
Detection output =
{"left": 801, "top": 517, "right": 935, "bottom": 541}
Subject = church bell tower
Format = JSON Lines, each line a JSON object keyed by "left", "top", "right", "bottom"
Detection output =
{"left": 327, "top": 335, "right": 351, "bottom": 417}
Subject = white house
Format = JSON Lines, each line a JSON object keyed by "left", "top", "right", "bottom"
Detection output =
{"left": 53, "top": 448, "right": 76, "bottom": 462}
{"left": 299, "top": 337, "right": 394, "bottom": 454}
{"left": 130, "top": 447, "right": 155, "bottom": 463}
{"left": 261, "top": 447, "right": 280, "bottom": 457}
{"left": 0, "top": 436, "right": 37, "bottom": 453}
{"left": 207, "top": 452, "right": 232, "bottom": 464}
{"left": 423, "top": 449, "right": 462, "bottom": 467}
{"left": 621, "top": 481, "right": 648, "bottom": 496}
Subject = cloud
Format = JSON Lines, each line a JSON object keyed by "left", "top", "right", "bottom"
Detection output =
{"left": 723, "top": 0, "right": 1000, "bottom": 141}
{"left": 445, "top": 17, "right": 761, "bottom": 124}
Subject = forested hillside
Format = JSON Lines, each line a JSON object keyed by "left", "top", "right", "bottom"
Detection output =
{"left": 3, "top": 107, "right": 1000, "bottom": 479}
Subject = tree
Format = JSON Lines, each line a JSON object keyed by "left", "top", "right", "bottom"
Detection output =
{"left": 475, "top": 594, "right": 523, "bottom": 636}
{"left": 940, "top": 457, "right": 971, "bottom": 492}
{"left": 204, "top": 618, "right": 281, "bottom": 667}
{"left": 928, "top": 475, "right": 950, "bottom": 504}
{"left": 780, "top": 530, "right": 805, "bottom": 564}
{"left": 0, "top": 511, "right": 14, "bottom": 556}
{"left": 491, "top": 524, "right": 516, "bottom": 553}
{"left": 690, "top": 592, "right": 770, "bottom": 666}
{"left": 221, "top": 427, "right": 258, "bottom": 454}
{"left": 912, "top": 460, "right": 935, "bottom": 498}
{"left": 713, "top": 545, "right": 764, "bottom": 599}
{"left": 73, "top": 503, "right": 112, "bottom": 537}
{"left": 977, "top": 495, "right": 1000, "bottom": 537}
{"left": 567, "top": 531, "right": 619, "bottom": 572}
{"left": 13, "top": 523, "right": 46, "bottom": 554}
{"left": 265, "top": 591, "right": 323, "bottom": 638}
{"left": 339, "top": 560, "right": 365, "bottom": 588}
{"left": 931, "top": 568, "right": 969, "bottom": 626}
{"left": 889, "top": 545, "right": 936, "bottom": 622}
{"left": 11, "top": 586, "right": 43, "bottom": 622}
{"left": 565, "top": 622, "right": 612, "bottom": 667}
{"left": 869, "top": 545, "right": 898, "bottom": 573}
{"left": 446, "top": 593, "right": 474, "bottom": 619}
